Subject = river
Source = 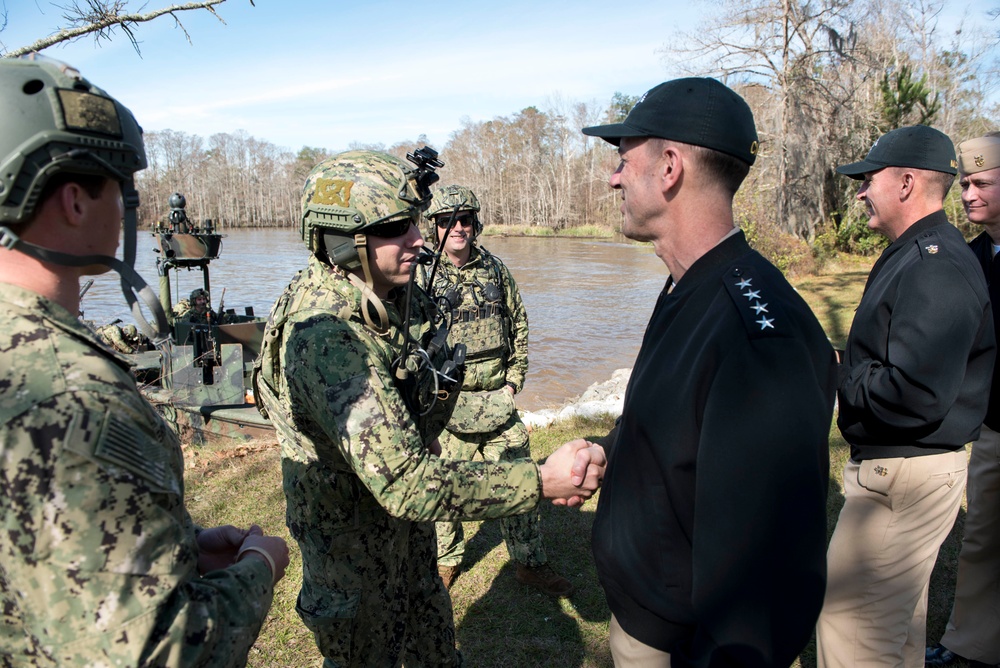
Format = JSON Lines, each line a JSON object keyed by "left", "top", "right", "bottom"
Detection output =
{"left": 80, "top": 229, "right": 669, "bottom": 411}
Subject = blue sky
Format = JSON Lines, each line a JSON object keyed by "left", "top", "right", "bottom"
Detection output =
{"left": 2, "top": 0, "right": 995, "bottom": 154}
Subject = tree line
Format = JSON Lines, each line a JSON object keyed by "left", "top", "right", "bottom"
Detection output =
{"left": 136, "top": 0, "right": 998, "bottom": 248}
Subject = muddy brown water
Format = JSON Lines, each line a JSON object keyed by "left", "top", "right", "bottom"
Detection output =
{"left": 81, "top": 230, "right": 668, "bottom": 411}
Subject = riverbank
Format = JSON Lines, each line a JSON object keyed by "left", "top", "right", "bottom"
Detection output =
{"left": 521, "top": 368, "right": 629, "bottom": 429}
{"left": 481, "top": 223, "right": 617, "bottom": 239}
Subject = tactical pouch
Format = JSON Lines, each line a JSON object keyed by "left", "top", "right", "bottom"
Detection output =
{"left": 446, "top": 386, "right": 515, "bottom": 434}
{"left": 449, "top": 310, "right": 506, "bottom": 361}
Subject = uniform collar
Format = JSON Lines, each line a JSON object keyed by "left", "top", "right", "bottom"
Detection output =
{"left": 891, "top": 209, "right": 949, "bottom": 248}
{"left": 668, "top": 230, "right": 751, "bottom": 294}
{"left": 864, "top": 210, "right": 950, "bottom": 293}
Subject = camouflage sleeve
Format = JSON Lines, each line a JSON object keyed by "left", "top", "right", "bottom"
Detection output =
{"left": 284, "top": 316, "right": 541, "bottom": 522}
{"left": 501, "top": 263, "right": 529, "bottom": 392}
{"left": 0, "top": 394, "right": 274, "bottom": 667}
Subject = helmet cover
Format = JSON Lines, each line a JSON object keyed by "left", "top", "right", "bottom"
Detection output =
{"left": 300, "top": 150, "right": 430, "bottom": 261}
{"left": 427, "top": 184, "right": 483, "bottom": 239}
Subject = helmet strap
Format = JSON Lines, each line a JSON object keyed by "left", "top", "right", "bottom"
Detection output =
{"left": 116, "top": 181, "right": 166, "bottom": 340}
{"left": 352, "top": 232, "right": 390, "bottom": 335}
{"left": 0, "top": 223, "right": 169, "bottom": 343}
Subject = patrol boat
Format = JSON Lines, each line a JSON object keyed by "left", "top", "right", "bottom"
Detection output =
{"left": 125, "top": 193, "right": 273, "bottom": 444}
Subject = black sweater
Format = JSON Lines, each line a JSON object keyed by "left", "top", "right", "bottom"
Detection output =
{"left": 592, "top": 232, "right": 836, "bottom": 667}
{"left": 838, "top": 211, "right": 995, "bottom": 460}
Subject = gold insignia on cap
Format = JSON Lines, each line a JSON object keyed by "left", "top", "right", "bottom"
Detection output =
{"left": 313, "top": 178, "right": 353, "bottom": 207}
{"left": 958, "top": 136, "right": 1000, "bottom": 175}
{"left": 951, "top": 159, "right": 958, "bottom": 168}
{"left": 925, "top": 244, "right": 939, "bottom": 254}
{"left": 750, "top": 140, "right": 759, "bottom": 155}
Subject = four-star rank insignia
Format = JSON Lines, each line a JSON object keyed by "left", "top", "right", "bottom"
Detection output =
{"left": 724, "top": 266, "right": 781, "bottom": 337}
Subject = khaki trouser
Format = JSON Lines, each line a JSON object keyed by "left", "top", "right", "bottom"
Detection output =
{"left": 940, "top": 425, "right": 1000, "bottom": 664}
{"left": 816, "top": 450, "right": 967, "bottom": 668}
{"left": 609, "top": 614, "right": 672, "bottom": 668}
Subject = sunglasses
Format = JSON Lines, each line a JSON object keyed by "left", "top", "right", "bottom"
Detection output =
{"left": 436, "top": 215, "right": 476, "bottom": 229}
{"left": 365, "top": 217, "right": 415, "bottom": 238}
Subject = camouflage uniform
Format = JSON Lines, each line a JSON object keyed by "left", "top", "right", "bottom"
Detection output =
{"left": 95, "top": 322, "right": 147, "bottom": 354}
{"left": 174, "top": 289, "right": 223, "bottom": 325}
{"left": 420, "top": 248, "right": 547, "bottom": 568}
{"left": 253, "top": 254, "right": 543, "bottom": 667}
{"left": 0, "top": 283, "right": 274, "bottom": 667}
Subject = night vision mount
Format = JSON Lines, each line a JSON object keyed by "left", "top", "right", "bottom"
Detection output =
{"left": 405, "top": 146, "right": 444, "bottom": 204}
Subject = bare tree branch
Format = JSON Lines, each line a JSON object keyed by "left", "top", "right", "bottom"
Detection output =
{"left": 2, "top": 0, "right": 250, "bottom": 58}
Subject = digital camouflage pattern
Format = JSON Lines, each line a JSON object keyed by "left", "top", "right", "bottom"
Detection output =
{"left": 178, "top": 288, "right": 214, "bottom": 324}
{"left": 300, "top": 150, "right": 426, "bottom": 249}
{"left": 94, "top": 322, "right": 148, "bottom": 354}
{"left": 421, "top": 246, "right": 527, "bottom": 397}
{"left": 426, "top": 185, "right": 481, "bottom": 220}
{"left": 0, "top": 283, "right": 274, "bottom": 667}
{"left": 251, "top": 254, "right": 543, "bottom": 667}
{"left": 418, "top": 246, "right": 545, "bottom": 569}
{"left": 436, "top": 412, "right": 544, "bottom": 568}
{"left": 424, "top": 185, "right": 482, "bottom": 243}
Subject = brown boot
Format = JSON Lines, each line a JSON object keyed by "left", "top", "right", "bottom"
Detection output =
{"left": 438, "top": 565, "right": 459, "bottom": 590}
{"left": 515, "top": 563, "right": 574, "bottom": 597}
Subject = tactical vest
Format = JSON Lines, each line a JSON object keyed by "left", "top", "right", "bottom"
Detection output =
{"left": 252, "top": 264, "right": 461, "bottom": 444}
{"left": 432, "top": 249, "right": 510, "bottom": 362}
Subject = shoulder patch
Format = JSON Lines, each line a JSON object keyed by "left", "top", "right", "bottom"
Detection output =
{"left": 64, "top": 408, "right": 178, "bottom": 495}
{"left": 722, "top": 265, "right": 785, "bottom": 338}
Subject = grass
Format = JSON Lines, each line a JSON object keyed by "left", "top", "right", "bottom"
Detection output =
{"left": 184, "top": 416, "right": 618, "bottom": 668}
{"left": 793, "top": 253, "right": 872, "bottom": 351}
{"left": 182, "top": 257, "right": 972, "bottom": 667}
{"left": 481, "top": 224, "right": 616, "bottom": 239}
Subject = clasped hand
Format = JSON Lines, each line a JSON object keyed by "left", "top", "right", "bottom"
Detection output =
{"left": 539, "top": 438, "right": 606, "bottom": 508}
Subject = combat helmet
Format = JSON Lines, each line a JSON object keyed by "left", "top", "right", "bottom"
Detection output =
{"left": 0, "top": 54, "right": 166, "bottom": 339}
{"left": 301, "top": 150, "right": 431, "bottom": 267}
{"left": 428, "top": 184, "right": 483, "bottom": 238}
{"left": 190, "top": 288, "right": 210, "bottom": 303}
{"left": 300, "top": 148, "right": 442, "bottom": 332}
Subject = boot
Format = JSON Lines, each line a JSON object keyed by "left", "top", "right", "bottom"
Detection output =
{"left": 515, "top": 563, "right": 574, "bottom": 597}
{"left": 438, "top": 564, "right": 459, "bottom": 590}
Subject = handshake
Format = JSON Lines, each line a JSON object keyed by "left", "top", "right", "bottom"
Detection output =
{"left": 538, "top": 439, "right": 607, "bottom": 507}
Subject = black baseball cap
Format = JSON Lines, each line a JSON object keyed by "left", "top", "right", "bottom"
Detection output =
{"left": 836, "top": 125, "right": 958, "bottom": 179}
{"left": 581, "top": 78, "right": 759, "bottom": 165}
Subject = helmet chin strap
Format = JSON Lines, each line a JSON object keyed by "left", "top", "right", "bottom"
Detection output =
{"left": 351, "top": 232, "right": 390, "bottom": 335}
{"left": 0, "top": 224, "right": 169, "bottom": 342}
{"left": 117, "top": 183, "right": 169, "bottom": 342}
{"left": 0, "top": 149, "right": 169, "bottom": 343}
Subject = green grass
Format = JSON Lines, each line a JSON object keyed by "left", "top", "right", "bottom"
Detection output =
{"left": 183, "top": 260, "right": 972, "bottom": 667}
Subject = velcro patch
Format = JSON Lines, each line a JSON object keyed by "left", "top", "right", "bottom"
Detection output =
{"left": 313, "top": 178, "right": 354, "bottom": 207}
{"left": 57, "top": 89, "right": 121, "bottom": 137}
{"left": 66, "top": 408, "right": 177, "bottom": 495}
